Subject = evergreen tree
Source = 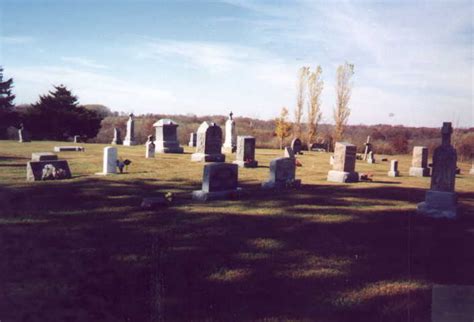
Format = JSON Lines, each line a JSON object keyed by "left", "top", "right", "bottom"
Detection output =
{"left": 25, "top": 85, "right": 103, "bottom": 140}
{"left": 0, "top": 66, "right": 17, "bottom": 137}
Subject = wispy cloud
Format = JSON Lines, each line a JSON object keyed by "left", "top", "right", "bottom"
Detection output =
{"left": 11, "top": 66, "right": 176, "bottom": 113}
{"left": 1, "top": 35, "right": 35, "bottom": 45}
{"left": 60, "top": 56, "right": 108, "bottom": 70}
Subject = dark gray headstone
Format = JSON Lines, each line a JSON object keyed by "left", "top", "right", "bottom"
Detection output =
{"left": 291, "top": 138, "right": 302, "bottom": 155}
{"left": 417, "top": 122, "right": 458, "bottom": 218}
{"left": 191, "top": 122, "right": 225, "bottom": 162}
{"left": 192, "top": 163, "right": 240, "bottom": 201}
{"left": 431, "top": 285, "right": 474, "bottom": 322}
{"left": 233, "top": 136, "right": 257, "bottom": 168}
{"left": 26, "top": 160, "right": 72, "bottom": 181}
{"left": 262, "top": 157, "right": 300, "bottom": 189}
{"left": 153, "top": 119, "right": 184, "bottom": 153}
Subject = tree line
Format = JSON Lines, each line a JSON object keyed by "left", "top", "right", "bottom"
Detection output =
{"left": 0, "top": 65, "right": 472, "bottom": 161}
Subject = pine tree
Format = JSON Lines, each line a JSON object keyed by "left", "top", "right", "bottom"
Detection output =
{"left": 25, "top": 85, "right": 103, "bottom": 140}
{"left": 0, "top": 66, "right": 17, "bottom": 137}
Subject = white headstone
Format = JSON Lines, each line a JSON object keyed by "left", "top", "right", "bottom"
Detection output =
{"left": 98, "top": 146, "right": 117, "bottom": 175}
{"left": 123, "top": 114, "right": 136, "bottom": 146}
{"left": 222, "top": 111, "right": 236, "bottom": 153}
{"left": 146, "top": 135, "right": 155, "bottom": 158}
{"left": 388, "top": 160, "right": 399, "bottom": 177}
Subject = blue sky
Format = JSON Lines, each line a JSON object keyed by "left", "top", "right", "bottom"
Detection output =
{"left": 1, "top": 0, "right": 473, "bottom": 127}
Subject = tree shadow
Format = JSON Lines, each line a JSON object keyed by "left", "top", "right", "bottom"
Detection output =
{"left": 0, "top": 178, "right": 473, "bottom": 321}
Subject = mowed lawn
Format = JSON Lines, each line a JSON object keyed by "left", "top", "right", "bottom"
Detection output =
{"left": 0, "top": 140, "right": 473, "bottom": 322}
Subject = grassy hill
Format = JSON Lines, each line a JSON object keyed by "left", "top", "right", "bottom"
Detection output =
{"left": 0, "top": 140, "right": 473, "bottom": 321}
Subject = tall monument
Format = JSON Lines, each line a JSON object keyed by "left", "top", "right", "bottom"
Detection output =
{"left": 123, "top": 113, "right": 136, "bottom": 146}
{"left": 222, "top": 111, "right": 236, "bottom": 153}
{"left": 417, "top": 122, "right": 457, "bottom": 219}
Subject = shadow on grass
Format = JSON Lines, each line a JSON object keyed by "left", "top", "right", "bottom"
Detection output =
{"left": 0, "top": 178, "right": 473, "bottom": 321}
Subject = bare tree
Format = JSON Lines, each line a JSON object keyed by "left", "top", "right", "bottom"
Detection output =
{"left": 275, "top": 106, "right": 292, "bottom": 149}
{"left": 306, "top": 66, "right": 324, "bottom": 147}
{"left": 333, "top": 62, "right": 354, "bottom": 144}
{"left": 294, "top": 66, "right": 309, "bottom": 139}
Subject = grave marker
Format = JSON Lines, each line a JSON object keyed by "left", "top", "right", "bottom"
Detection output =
{"left": 409, "top": 146, "right": 430, "bottom": 177}
{"left": 222, "top": 111, "right": 236, "bottom": 153}
{"left": 262, "top": 157, "right": 301, "bottom": 189}
{"left": 191, "top": 122, "right": 225, "bottom": 162}
{"left": 417, "top": 122, "right": 458, "bottom": 218}
{"left": 153, "top": 119, "right": 184, "bottom": 153}
{"left": 192, "top": 163, "right": 241, "bottom": 201}
{"left": 327, "top": 142, "right": 359, "bottom": 183}
{"left": 123, "top": 113, "right": 136, "bottom": 146}
{"left": 233, "top": 136, "right": 258, "bottom": 168}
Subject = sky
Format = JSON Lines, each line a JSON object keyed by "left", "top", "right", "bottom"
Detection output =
{"left": 1, "top": 0, "right": 473, "bottom": 127}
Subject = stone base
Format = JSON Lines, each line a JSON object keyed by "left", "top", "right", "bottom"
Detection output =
{"left": 123, "top": 140, "right": 137, "bottom": 146}
{"left": 157, "top": 147, "right": 184, "bottom": 154}
{"left": 191, "top": 153, "right": 225, "bottom": 162}
{"left": 470, "top": 168, "right": 474, "bottom": 175}
{"left": 409, "top": 167, "right": 430, "bottom": 177}
{"left": 262, "top": 179, "right": 301, "bottom": 190}
{"left": 233, "top": 160, "right": 258, "bottom": 168}
{"left": 188, "top": 143, "right": 196, "bottom": 147}
{"left": 192, "top": 188, "right": 241, "bottom": 201}
{"left": 367, "top": 159, "right": 375, "bottom": 164}
{"left": 95, "top": 172, "right": 116, "bottom": 176}
{"left": 327, "top": 170, "right": 359, "bottom": 183}
{"left": 417, "top": 190, "right": 457, "bottom": 219}
{"left": 388, "top": 170, "right": 400, "bottom": 177}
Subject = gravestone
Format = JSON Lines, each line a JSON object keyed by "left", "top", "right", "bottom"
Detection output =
{"left": 18, "top": 123, "right": 31, "bottom": 143}
{"left": 53, "top": 146, "right": 85, "bottom": 152}
{"left": 327, "top": 142, "right": 359, "bottom": 183}
{"left": 73, "top": 135, "right": 80, "bottom": 143}
{"left": 153, "top": 119, "right": 184, "bottom": 153}
{"left": 191, "top": 122, "right": 225, "bottom": 162}
{"left": 192, "top": 163, "right": 241, "bottom": 201}
{"left": 188, "top": 133, "right": 197, "bottom": 147}
{"left": 233, "top": 136, "right": 258, "bottom": 168}
{"left": 388, "top": 160, "right": 400, "bottom": 177}
{"left": 417, "top": 122, "right": 457, "bottom": 219}
{"left": 431, "top": 285, "right": 474, "bottom": 322}
{"left": 96, "top": 146, "right": 117, "bottom": 175}
{"left": 123, "top": 113, "right": 136, "bottom": 146}
{"left": 26, "top": 153, "right": 71, "bottom": 182}
{"left": 363, "top": 136, "right": 372, "bottom": 160}
{"left": 145, "top": 135, "right": 155, "bottom": 158}
{"left": 367, "top": 150, "right": 376, "bottom": 164}
{"left": 31, "top": 152, "right": 57, "bottom": 162}
{"left": 409, "top": 146, "right": 430, "bottom": 177}
{"left": 111, "top": 128, "right": 122, "bottom": 145}
{"left": 284, "top": 146, "right": 295, "bottom": 159}
{"left": 262, "top": 157, "right": 301, "bottom": 189}
{"left": 222, "top": 111, "right": 236, "bottom": 153}
{"left": 291, "top": 138, "right": 303, "bottom": 155}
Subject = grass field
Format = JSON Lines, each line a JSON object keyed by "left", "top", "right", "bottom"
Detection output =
{"left": 1, "top": 140, "right": 473, "bottom": 321}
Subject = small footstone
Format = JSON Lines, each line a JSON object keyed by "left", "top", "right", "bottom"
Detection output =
{"left": 53, "top": 146, "right": 85, "bottom": 152}
{"left": 431, "top": 285, "right": 474, "bottom": 322}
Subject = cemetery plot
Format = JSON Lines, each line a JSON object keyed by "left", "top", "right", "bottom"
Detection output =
{"left": 0, "top": 140, "right": 473, "bottom": 322}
